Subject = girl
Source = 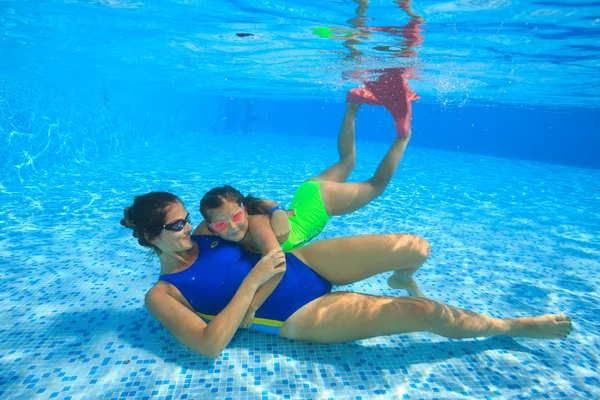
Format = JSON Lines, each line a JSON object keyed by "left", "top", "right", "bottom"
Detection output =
{"left": 198, "top": 78, "right": 421, "bottom": 326}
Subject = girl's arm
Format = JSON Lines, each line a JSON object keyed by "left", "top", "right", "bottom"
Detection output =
{"left": 145, "top": 248, "right": 286, "bottom": 358}
{"left": 241, "top": 215, "right": 287, "bottom": 328}
{"left": 262, "top": 199, "right": 290, "bottom": 244}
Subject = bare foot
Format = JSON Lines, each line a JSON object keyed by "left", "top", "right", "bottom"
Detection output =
{"left": 508, "top": 314, "right": 573, "bottom": 339}
{"left": 387, "top": 273, "right": 425, "bottom": 298}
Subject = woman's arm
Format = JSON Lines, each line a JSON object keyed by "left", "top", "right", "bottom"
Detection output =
{"left": 145, "top": 248, "right": 286, "bottom": 358}
{"left": 145, "top": 281, "right": 256, "bottom": 358}
{"left": 262, "top": 199, "right": 290, "bottom": 244}
{"left": 241, "top": 215, "right": 287, "bottom": 327}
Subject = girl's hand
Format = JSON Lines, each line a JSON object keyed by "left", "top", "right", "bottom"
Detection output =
{"left": 240, "top": 308, "right": 256, "bottom": 328}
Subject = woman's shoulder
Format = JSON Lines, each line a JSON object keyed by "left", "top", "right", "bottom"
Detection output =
{"left": 145, "top": 281, "right": 170, "bottom": 306}
{"left": 146, "top": 280, "right": 194, "bottom": 311}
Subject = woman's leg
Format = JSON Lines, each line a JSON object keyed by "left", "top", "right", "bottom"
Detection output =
{"left": 279, "top": 292, "right": 573, "bottom": 343}
{"left": 312, "top": 103, "right": 359, "bottom": 183}
{"left": 293, "top": 233, "right": 429, "bottom": 296}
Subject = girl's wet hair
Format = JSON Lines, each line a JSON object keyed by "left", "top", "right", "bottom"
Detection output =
{"left": 120, "top": 191, "right": 182, "bottom": 253}
{"left": 200, "top": 185, "right": 269, "bottom": 222}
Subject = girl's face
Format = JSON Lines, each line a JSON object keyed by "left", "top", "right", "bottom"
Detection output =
{"left": 206, "top": 200, "right": 249, "bottom": 242}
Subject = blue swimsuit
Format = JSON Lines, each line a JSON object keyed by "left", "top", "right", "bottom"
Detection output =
{"left": 158, "top": 235, "right": 332, "bottom": 334}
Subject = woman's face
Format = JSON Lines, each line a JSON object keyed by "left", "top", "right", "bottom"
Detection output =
{"left": 149, "top": 202, "right": 194, "bottom": 253}
{"left": 206, "top": 200, "right": 249, "bottom": 242}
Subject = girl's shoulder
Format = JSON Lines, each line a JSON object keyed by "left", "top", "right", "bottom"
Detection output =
{"left": 192, "top": 220, "right": 217, "bottom": 236}
{"left": 247, "top": 214, "right": 270, "bottom": 225}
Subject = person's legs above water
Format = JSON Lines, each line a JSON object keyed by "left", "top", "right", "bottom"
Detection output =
{"left": 279, "top": 291, "right": 573, "bottom": 343}
{"left": 293, "top": 233, "right": 430, "bottom": 297}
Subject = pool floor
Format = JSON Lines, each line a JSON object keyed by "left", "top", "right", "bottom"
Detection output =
{"left": 1, "top": 132, "right": 598, "bottom": 399}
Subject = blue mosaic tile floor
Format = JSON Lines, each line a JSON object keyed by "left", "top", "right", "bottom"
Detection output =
{"left": 1, "top": 132, "right": 598, "bottom": 399}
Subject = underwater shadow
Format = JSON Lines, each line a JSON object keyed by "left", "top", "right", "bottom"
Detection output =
{"left": 1, "top": 306, "right": 561, "bottom": 396}
{"left": 30, "top": 307, "right": 547, "bottom": 393}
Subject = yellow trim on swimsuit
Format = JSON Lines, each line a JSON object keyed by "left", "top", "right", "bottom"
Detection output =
{"left": 197, "top": 312, "right": 284, "bottom": 334}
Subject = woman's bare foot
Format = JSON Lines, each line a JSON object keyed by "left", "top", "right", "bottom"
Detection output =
{"left": 508, "top": 314, "right": 573, "bottom": 339}
{"left": 387, "top": 272, "right": 425, "bottom": 298}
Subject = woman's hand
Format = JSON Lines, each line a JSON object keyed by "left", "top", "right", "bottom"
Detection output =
{"left": 246, "top": 248, "right": 286, "bottom": 287}
{"left": 270, "top": 210, "right": 291, "bottom": 243}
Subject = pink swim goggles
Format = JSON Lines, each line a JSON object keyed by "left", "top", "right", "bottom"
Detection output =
{"left": 209, "top": 206, "right": 245, "bottom": 231}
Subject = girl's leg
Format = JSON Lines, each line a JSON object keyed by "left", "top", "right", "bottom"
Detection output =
{"left": 317, "top": 74, "right": 418, "bottom": 216}
{"left": 312, "top": 103, "right": 359, "bottom": 183}
{"left": 279, "top": 292, "right": 573, "bottom": 343}
{"left": 318, "top": 135, "right": 410, "bottom": 216}
{"left": 293, "top": 233, "right": 429, "bottom": 295}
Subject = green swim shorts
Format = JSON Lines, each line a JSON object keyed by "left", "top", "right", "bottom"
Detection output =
{"left": 281, "top": 180, "right": 330, "bottom": 252}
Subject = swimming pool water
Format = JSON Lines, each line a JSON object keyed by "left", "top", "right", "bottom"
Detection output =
{"left": 2, "top": 0, "right": 599, "bottom": 107}
{"left": 1, "top": 132, "right": 598, "bottom": 398}
{"left": 2, "top": 0, "right": 599, "bottom": 398}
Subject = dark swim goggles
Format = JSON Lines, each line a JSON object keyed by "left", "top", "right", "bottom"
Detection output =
{"left": 162, "top": 214, "right": 191, "bottom": 232}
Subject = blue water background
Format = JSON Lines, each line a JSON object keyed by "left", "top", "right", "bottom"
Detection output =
{"left": 2, "top": 0, "right": 599, "bottom": 182}
{"left": 1, "top": 0, "right": 599, "bottom": 399}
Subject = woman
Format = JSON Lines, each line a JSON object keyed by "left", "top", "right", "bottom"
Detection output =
{"left": 122, "top": 192, "right": 572, "bottom": 359}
